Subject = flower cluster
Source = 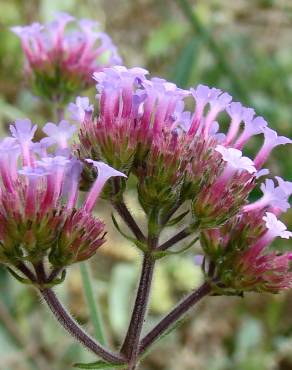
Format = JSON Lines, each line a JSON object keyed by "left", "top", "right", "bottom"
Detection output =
{"left": 0, "top": 118, "right": 125, "bottom": 284}
{"left": 74, "top": 66, "right": 290, "bottom": 220}
{"left": 73, "top": 65, "right": 291, "bottom": 292}
{"left": 11, "top": 13, "right": 121, "bottom": 104}
{"left": 201, "top": 209, "right": 292, "bottom": 293}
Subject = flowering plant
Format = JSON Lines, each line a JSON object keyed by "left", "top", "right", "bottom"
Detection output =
{"left": 2, "top": 12, "right": 291, "bottom": 370}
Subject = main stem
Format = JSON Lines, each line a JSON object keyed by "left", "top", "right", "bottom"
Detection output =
{"left": 40, "top": 288, "right": 125, "bottom": 365}
{"left": 120, "top": 254, "right": 155, "bottom": 368}
{"left": 139, "top": 281, "right": 212, "bottom": 355}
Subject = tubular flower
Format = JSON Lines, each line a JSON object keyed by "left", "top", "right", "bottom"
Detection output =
{"left": 0, "top": 119, "right": 125, "bottom": 281}
{"left": 75, "top": 66, "right": 291, "bottom": 226}
{"left": 201, "top": 210, "right": 292, "bottom": 294}
{"left": 11, "top": 13, "right": 121, "bottom": 104}
{"left": 77, "top": 66, "right": 188, "bottom": 172}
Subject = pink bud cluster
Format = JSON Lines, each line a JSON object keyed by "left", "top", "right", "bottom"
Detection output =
{"left": 202, "top": 207, "right": 292, "bottom": 293}
{"left": 0, "top": 118, "right": 125, "bottom": 271}
{"left": 11, "top": 13, "right": 121, "bottom": 103}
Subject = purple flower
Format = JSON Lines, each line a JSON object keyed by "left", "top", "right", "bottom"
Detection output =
{"left": 188, "top": 85, "right": 221, "bottom": 135}
{"left": 225, "top": 103, "right": 254, "bottom": 145}
{"left": 83, "top": 159, "right": 126, "bottom": 212}
{"left": 10, "top": 118, "right": 37, "bottom": 143}
{"left": 68, "top": 97, "right": 94, "bottom": 122}
{"left": 275, "top": 176, "right": 292, "bottom": 196}
{"left": 36, "top": 155, "right": 70, "bottom": 171}
{"left": 19, "top": 166, "right": 50, "bottom": 178}
{"left": 10, "top": 119, "right": 37, "bottom": 166}
{"left": 42, "top": 120, "right": 77, "bottom": 149}
{"left": 234, "top": 116, "right": 267, "bottom": 149}
{"left": 243, "top": 178, "right": 291, "bottom": 213}
{"left": 141, "top": 77, "right": 189, "bottom": 135}
{"left": 255, "top": 168, "right": 269, "bottom": 179}
{"left": 11, "top": 23, "right": 44, "bottom": 38}
{"left": 263, "top": 212, "right": 292, "bottom": 239}
{"left": 254, "top": 127, "right": 291, "bottom": 169}
{"left": 62, "top": 158, "right": 83, "bottom": 209}
{"left": 215, "top": 145, "right": 256, "bottom": 174}
{"left": 0, "top": 138, "right": 20, "bottom": 192}
{"left": 11, "top": 14, "right": 122, "bottom": 103}
{"left": 93, "top": 66, "right": 149, "bottom": 122}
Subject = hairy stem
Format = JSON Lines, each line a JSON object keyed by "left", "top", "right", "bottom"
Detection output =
{"left": 40, "top": 288, "right": 125, "bottom": 365}
{"left": 120, "top": 254, "right": 155, "bottom": 365}
{"left": 139, "top": 281, "right": 211, "bottom": 354}
{"left": 158, "top": 227, "right": 192, "bottom": 251}
{"left": 113, "top": 200, "right": 145, "bottom": 242}
{"left": 16, "top": 262, "right": 36, "bottom": 282}
{"left": 47, "top": 267, "right": 63, "bottom": 283}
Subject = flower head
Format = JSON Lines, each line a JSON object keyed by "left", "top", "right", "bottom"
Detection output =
{"left": 0, "top": 118, "right": 125, "bottom": 285}
{"left": 202, "top": 210, "right": 292, "bottom": 293}
{"left": 11, "top": 13, "right": 122, "bottom": 104}
{"left": 75, "top": 66, "right": 291, "bottom": 228}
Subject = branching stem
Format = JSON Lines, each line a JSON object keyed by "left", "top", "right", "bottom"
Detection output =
{"left": 113, "top": 200, "right": 146, "bottom": 242}
{"left": 158, "top": 227, "right": 192, "bottom": 251}
{"left": 40, "top": 288, "right": 125, "bottom": 365}
{"left": 139, "top": 281, "right": 212, "bottom": 354}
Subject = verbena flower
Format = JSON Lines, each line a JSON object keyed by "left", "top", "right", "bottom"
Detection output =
{"left": 75, "top": 66, "right": 291, "bottom": 225}
{"left": 201, "top": 210, "right": 292, "bottom": 293}
{"left": 0, "top": 119, "right": 125, "bottom": 280}
{"left": 11, "top": 13, "right": 122, "bottom": 104}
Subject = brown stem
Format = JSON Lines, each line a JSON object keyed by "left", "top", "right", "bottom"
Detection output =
{"left": 40, "top": 288, "right": 125, "bottom": 365}
{"left": 139, "top": 281, "right": 211, "bottom": 354}
{"left": 16, "top": 262, "right": 37, "bottom": 282}
{"left": 158, "top": 227, "right": 192, "bottom": 251}
{"left": 120, "top": 254, "right": 155, "bottom": 365}
{"left": 113, "top": 200, "right": 146, "bottom": 242}
{"left": 47, "top": 267, "right": 63, "bottom": 283}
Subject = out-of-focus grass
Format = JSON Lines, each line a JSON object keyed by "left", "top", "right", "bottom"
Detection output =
{"left": 0, "top": 1, "right": 291, "bottom": 369}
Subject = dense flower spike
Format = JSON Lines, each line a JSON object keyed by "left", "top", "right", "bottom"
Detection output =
{"left": 11, "top": 13, "right": 122, "bottom": 104}
{"left": 0, "top": 119, "right": 125, "bottom": 280}
{"left": 76, "top": 67, "right": 291, "bottom": 227}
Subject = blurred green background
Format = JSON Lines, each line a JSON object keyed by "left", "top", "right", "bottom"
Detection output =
{"left": 0, "top": 0, "right": 292, "bottom": 369}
